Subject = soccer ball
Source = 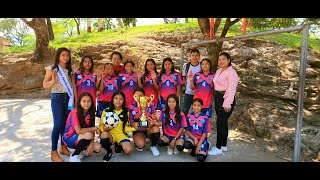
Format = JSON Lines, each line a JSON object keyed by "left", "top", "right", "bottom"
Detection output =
{"left": 103, "top": 111, "right": 120, "bottom": 128}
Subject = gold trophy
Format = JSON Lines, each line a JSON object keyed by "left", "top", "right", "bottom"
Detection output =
{"left": 133, "top": 94, "right": 154, "bottom": 128}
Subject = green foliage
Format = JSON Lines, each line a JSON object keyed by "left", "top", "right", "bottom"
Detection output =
{"left": 93, "top": 18, "right": 116, "bottom": 30}
{"left": 122, "top": 18, "right": 137, "bottom": 28}
{"left": 0, "top": 18, "right": 30, "bottom": 45}
{"left": 250, "top": 18, "right": 297, "bottom": 30}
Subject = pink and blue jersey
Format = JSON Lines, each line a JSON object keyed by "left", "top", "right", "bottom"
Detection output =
{"left": 159, "top": 110, "right": 187, "bottom": 137}
{"left": 193, "top": 72, "right": 215, "bottom": 108}
{"left": 141, "top": 74, "right": 160, "bottom": 108}
{"left": 99, "top": 75, "right": 118, "bottom": 102}
{"left": 159, "top": 72, "right": 182, "bottom": 107}
{"left": 185, "top": 112, "right": 210, "bottom": 140}
{"left": 118, "top": 71, "right": 138, "bottom": 107}
{"left": 62, "top": 109, "right": 91, "bottom": 148}
{"left": 75, "top": 70, "right": 97, "bottom": 105}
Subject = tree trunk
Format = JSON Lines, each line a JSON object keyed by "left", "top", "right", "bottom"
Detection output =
{"left": 197, "top": 18, "right": 239, "bottom": 71}
{"left": 164, "top": 18, "right": 169, "bottom": 24}
{"left": 87, "top": 18, "right": 91, "bottom": 33}
{"left": 21, "top": 18, "right": 50, "bottom": 63}
{"left": 74, "top": 18, "right": 81, "bottom": 35}
{"left": 185, "top": 18, "right": 189, "bottom": 23}
{"left": 172, "top": 18, "right": 177, "bottom": 24}
{"left": 117, "top": 18, "right": 124, "bottom": 28}
{"left": 98, "top": 18, "right": 103, "bottom": 32}
{"left": 46, "top": 18, "right": 54, "bottom": 41}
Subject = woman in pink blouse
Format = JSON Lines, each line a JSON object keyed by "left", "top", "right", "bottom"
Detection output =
{"left": 209, "top": 52, "right": 239, "bottom": 156}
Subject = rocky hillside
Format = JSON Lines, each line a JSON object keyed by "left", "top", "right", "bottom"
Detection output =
{"left": 1, "top": 30, "right": 320, "bottom": 161}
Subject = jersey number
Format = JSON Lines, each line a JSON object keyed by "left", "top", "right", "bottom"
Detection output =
{"left": 86, "top": 80, "right": 91, "bottom": 86}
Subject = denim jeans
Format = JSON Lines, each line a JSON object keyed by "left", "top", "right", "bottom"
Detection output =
{"left": 51, "top": 93, "right": 70, "bottom": 151}
{"left": 182, "top": 94, "right": 194, "bottom": 116}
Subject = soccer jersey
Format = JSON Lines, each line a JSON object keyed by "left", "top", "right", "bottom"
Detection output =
{"left": 141, "top": 74, "right": 160, "bottom": 107}
{"left": 74, "top": 70, "right": 97, "bottom": 105}
{"left": 99, "top": 75, "right": 118, "bottom": 102}
{"left": 118, "top": 71, "right": 138, "bottom": 107}
{"left": 193, "top": 72, "right": 215, "bottom": 108}
{"left": 159, "top": 110, "right": 187, "bottom": 137}
{"left": 114, "top": 65, "right": 125, "bottom": 77}
{"left": 63, "top": 109, "right": 91, "bottom": 140}
{"left": 185, "top": 112, "right": 210, "bottom": 140}
{"left": 159, "top": 72, "right": 182, "bottom": 102}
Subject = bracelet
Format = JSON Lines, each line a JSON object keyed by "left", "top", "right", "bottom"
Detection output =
{"left": 174, "top": 137, "right": 178, "bottom": 140}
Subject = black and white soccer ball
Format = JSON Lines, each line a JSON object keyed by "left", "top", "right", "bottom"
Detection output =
{"left": 103, "top": 111, "right": 120, "bottom": 128}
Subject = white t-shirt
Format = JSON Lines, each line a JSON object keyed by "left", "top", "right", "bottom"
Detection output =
{"left": 182, "top": 62, "right": 201, "bottom": 95}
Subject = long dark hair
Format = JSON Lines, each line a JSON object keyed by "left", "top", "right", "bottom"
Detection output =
{"left": 79, "top": 55, "right": 94, "bottom": 75}
{"left": 160, "top": 57, "right": 175, "bottom": 77}
{"left": 77, "top": 92, "right": 96, "bottom": 128}
{"left": 200, "top": 58, "right": 213, "bottom": 73}
{"left": 143, "top": 58, "right": 158, "bottom": 77}
{"left": 52, "top": 47, "right": 72, "bottom": 78}
{"left": 219, "top": 52, "right": 232, "bottom": 67}
{"left": 164, "top": 94, "right": 181, "bottom": 125}
{"left": 108, "top": 90, "right": 128, "bottom": 133}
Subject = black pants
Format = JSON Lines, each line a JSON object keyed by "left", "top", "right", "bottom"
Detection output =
{"left": 214, "top": 91, "right": 235, "bottom": 149}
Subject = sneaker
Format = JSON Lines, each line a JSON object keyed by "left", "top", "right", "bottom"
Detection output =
{"left": 208, "top": 147, "right": 223, "bottom": 156}
{"left": 150, "top": 146, "right": 160, "bottom": 156}
{"left": 173, "top": 147, "right": 180, "bottom": 154}
{"left": 167, "top": 147, "right": 173, "bottom": 155}
{"left": 221, "top": 146, "right": 228, "bottom": 152}
{"left": 103, "top": 152, "right": 113, "bottom": 162}
{"left": 136, "top": 147, "right": 144, "bottom": 152}
{"left": 69, "top": 154, "right": 81, "bottom": 162}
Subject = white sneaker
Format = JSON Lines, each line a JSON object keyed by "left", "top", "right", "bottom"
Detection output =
{"left": 221, "top": 146, "right": 228, "bottom": 152}
{"left": 173, "top": 147, "right": 180, "bottom": 154}
{"left": 136, "top": 147, "right": 144, "bottom": 152}
{"left": 208, "top": 147, "right": 223, "bottom": 156}
{"left": 150, "top": 146, "right": 160, "bottom": 156}
{"left": 69, "top": 154, "right": 81, "bottom": 162}
{"left": 167, "top": 147, "right": 174, "bottom": 155}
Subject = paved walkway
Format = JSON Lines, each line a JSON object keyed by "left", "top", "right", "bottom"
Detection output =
{"left": 0, "top": 99, "right": 285, "bottom": 162}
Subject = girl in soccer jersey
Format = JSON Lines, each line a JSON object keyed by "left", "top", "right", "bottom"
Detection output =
{"left": 43, "top": 47, "right": 73, "bottom": 162}
{"left": 158, "top": 57, "right": 183, "bottom": 110}
{"left": 128, "top": 88, "right": 160, "bottom": 156}
{"left": 96, "top": 63, "right": 118, "bottom": 118}
{"left": 183, "top": 98, "right": 210, "bottom": 162}
{"left": 155, "top": 94, "right": 187, "bottom": 155}
{"left": 73, "top": 55, "right": 101, "bottom": 107}
{"left": 117, "top": 60, "right": 138, "bottom": 108}
{"left": 98, "top": 90, "right": 137, "bottom": 161}
{"left": 188, "top": 58, "right": 215, "bottom": 119}
{"left": 137, "top": 58, "right": 160, "bottom": 109}
{"left": 62, "top": 92, "right": 102, "bottom": 162}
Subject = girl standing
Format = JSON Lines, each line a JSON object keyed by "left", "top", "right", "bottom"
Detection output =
{"left": 43, "top": 47, "right": 74, "bottom": 162}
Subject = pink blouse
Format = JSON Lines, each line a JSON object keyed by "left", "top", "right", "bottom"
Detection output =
{"left": 213, "top": 66, "right": 239, "bottom": 108}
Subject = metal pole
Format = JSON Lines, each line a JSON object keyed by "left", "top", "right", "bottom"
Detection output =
{"left": 293, "top": 24, "right": 310, "bottom": 162}
{"left": 179, "top": 46, "right": 184, "bottom": 107}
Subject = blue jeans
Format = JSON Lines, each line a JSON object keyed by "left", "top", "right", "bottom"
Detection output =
{"left": 182, "top": 94, "right": 194, "bottom": 116}
{"left": 51, "top": 93, "right": 70, "bottom": 151}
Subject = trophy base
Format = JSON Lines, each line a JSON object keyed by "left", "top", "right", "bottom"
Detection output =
{"left": 139, "top": 121, "right": 149, "bottom": 128}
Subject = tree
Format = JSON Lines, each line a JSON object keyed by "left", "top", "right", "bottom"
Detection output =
{"left": 87, "top": 18, "right": 91, "bottom": 33}
{"left": 0, "top": 18, "right": 30, "bottom": 46}
{"left": 21, "top": 18, "right": 50, "bottom": 62}
{"left": 117, "top": 18, "right": 124, "bottom": 28}
{"left": 197, "top": 18, "right": 239, "bottom": 71}
{"left": 73, "top": 18, "right": 81, "bottom": 35}
{"left": 98, "top": 18, "right": 103, "bottom": 32}
{"left": 122, "top": 18, "right": 137, "bottom": 28}
{"left": 46, "top": 18, "right": 54, "bottom": 41}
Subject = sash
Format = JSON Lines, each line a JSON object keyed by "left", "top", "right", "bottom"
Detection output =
{"left": 57, "top": 65, "right": 74, "bottom": 110}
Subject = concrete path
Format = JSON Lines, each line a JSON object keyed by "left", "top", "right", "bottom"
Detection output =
{"left": 0, "top": 99, "right": 285, "bottom": 162}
